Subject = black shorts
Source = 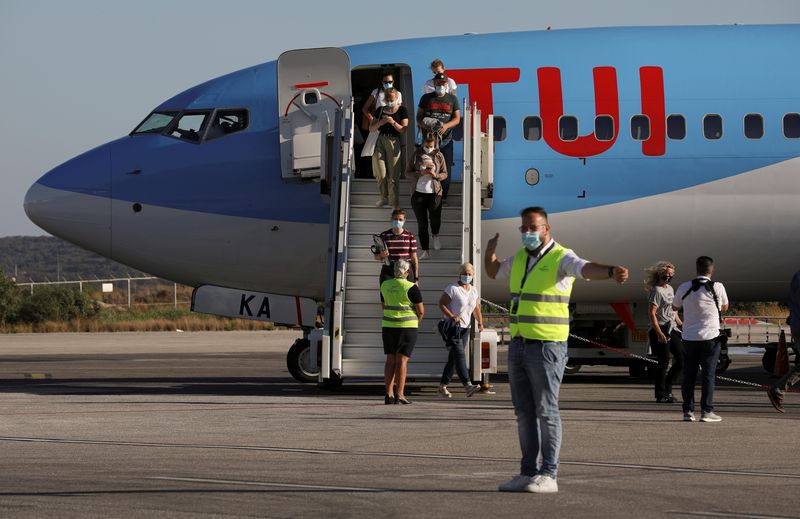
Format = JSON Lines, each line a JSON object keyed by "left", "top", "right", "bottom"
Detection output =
{"left": 382, "top": 327, "right": 418, "bottom": 357}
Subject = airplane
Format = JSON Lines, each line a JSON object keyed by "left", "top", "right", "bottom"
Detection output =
{"left": 24, "top": 24, "right": 800, "bottom": 383}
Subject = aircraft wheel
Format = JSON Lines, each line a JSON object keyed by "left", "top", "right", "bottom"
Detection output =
{"left": 762, "top": 348, "right": 776, "bottom": 374}
{"left": 287, "top": 338, "right": 318, "bottom": 383}
{"left": 564, "top": 364, "right": 582, "bottom": 375}
{"left": 716, "top": 353, "right": 732, "bottom": 374}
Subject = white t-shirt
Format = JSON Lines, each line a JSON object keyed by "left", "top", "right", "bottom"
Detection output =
{"left": 370, "top": 88, "right": 403, "bottom": 108}
{"left": 673, "top": 276, "right": 729, "bottom": 341}
{"left": 422, "top": 77, "right": 458, "bottom": 95}
{"left": 444, "top": 282, "right": 480, "bottom": 328}
{"left": 496, "top": 240, "right": 588, "bottom": 292}
{"left": 415, "top": 154, "right": 436, "bottom": 193}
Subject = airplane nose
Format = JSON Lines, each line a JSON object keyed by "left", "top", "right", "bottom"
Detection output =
{"left": 24, "top": 144, "right": 111, "bottom": 257}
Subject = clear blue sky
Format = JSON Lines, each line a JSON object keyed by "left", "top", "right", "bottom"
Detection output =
{"left": 2, "top": 0, "right": 799, "bottom": 236}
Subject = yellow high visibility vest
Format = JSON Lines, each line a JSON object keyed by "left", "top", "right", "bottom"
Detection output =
{"left": 508, "top": 243, "right": 574, "bottom": 341}
{"left": 381, "top": 278, "right": 419, "bottom": 328}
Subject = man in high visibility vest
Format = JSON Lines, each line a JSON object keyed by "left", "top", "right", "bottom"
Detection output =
{"left": 486, "top": 206, "right": 629, "bottom": 493}
{"left": 381, "top": 259, "right": 424, "bottom": 404}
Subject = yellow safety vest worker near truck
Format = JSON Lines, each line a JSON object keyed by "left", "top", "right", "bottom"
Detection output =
{"left": 508, "top": 244, "right": 574, "bottom": 342}
{"left": 381, "top": 278, "right": 419, "bottom": 328}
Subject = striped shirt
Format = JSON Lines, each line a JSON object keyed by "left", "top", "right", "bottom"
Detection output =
{"left": 380, "top": 229, "right": 417, "bottom": 260}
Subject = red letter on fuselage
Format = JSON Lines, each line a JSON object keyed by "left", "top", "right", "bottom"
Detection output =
{"left": 538, "top": 66, "right": 619, "bottom": 158}
{"left": 445, "top": 68, "right": 521, "bottom": 131}
{"left": 640, "top": 66, "right": 665, "bottom": 156}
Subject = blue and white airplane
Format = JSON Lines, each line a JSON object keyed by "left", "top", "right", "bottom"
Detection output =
{"left": 24, "top": 24, "right": 800, "bottom": 372}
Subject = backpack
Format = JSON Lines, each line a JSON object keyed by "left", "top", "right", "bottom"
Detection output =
{"left": 681, "top": 278, "right": 721, "bottom": 312}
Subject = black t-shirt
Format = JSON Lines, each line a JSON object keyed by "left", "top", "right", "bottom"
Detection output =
{"left": 418, "top": 92, "right": 460, "bottom": 145}
{"left": 377, "top": 105, "right": 409, "bottom": 137}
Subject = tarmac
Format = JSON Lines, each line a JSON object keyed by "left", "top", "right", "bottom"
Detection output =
{"left": 0, "top": 331, "right": 797, "bottom": 519}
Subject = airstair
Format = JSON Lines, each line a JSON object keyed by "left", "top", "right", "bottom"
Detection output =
{"left": 317, "top": 101, "right": 498, "bottom": 386}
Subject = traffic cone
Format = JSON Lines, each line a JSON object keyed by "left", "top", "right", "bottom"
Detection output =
{"left": 773, "top": 330, "right": 790, "bottom": 378}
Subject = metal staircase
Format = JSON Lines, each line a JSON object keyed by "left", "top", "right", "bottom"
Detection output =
{"left": 319, "top": 102, "right": 495, "bottom": 384}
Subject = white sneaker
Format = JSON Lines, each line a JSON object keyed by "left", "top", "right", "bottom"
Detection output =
{"left": 465, "top": 384, "right": 478, "bottom": 398}
{"left": 701, "top": 411, "right": 722, "bottom": 422}
{"left": 432, "top": 234, "right": 442, "bottom": 250}
{"left": 438, "top": 386, "right": 451, "bottom": 398}
{"left": 375, "top": 198, "right": 388, "bottom": 207}
{"left": 683, "top": 411, "right": 696, "bottom": 422}
{"left": 498, "top": 474, "right": 532, "bottom": 492}
{"left": 528, "top": 474, "right": 558, "bottom": 493}
{"left": 419, "top": 250, "right": 430, "bottom": 260}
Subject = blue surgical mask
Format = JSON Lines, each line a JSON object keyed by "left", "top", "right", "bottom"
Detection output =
{"left": 392, "top": 219, "right": 404, "bottom": 229}
{"left": 384, "top": 100, "right": 395, "bottom": 108}
{"left": 522, "top": 231, "right": 541, "bottom": 251}
{"left": 435, "top": 85, "right": 446, "bottom": 95}
{"left": 422, "top": 146, "right": 434, "bottom": 154}
{"left": 459, "top": 275, "right": 473, "bottom": 285}
{"left": 383, "top": 82, "right": 393, "bottom": 89}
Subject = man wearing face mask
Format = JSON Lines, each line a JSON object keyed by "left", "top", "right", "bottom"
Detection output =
{"left": 362, "top": 71, "right": 403, "bottom": 129}
{"left": 407, "top": 133, "right": 448, "bottom": 259}
{"left": 485, "top": 206, "right": 629, "bottom": 494}
{"left": 375, "top": 209, "right": 419, "bottom": 287}
{"left": 417, "top": 73, "right": 461, "bottom": 205}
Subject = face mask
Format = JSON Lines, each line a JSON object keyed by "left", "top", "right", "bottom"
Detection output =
{"left": 459, "top": 275, "right": 473, "bottom": 285}
{"left": 521, "top": 231, "right": 541, "bottom": 251}
{"left": 392, "top": 219, "right": 404, "bottom": 229}
{"left": 422, "top": 146, "right": 434, "bottom": 154}
{"left": 435, "top": 85, "right": 446, "bottom": 95}
{"left": 383, "top": 82, "right": 393, "bottom": 89}
{"left": 384, "top": 100, "right": 395, "bottom": 108}
{"left": 661, "top": 274, "right": 673, "bottom": 283}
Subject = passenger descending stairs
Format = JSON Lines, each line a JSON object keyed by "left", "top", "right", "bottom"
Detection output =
{"left": 342, "top": 179, "right": 465, "bottom": 377}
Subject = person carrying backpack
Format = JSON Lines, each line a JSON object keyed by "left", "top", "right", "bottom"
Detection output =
{"left": 672, "top": 256, "right": 729, "bottom": 423}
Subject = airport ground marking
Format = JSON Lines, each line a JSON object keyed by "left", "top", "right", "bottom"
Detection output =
{"left": 3, "top": 436, "right": 800, "bottom": 480}
{"left": 150, "top": 476, "right": 380, "bottom": 492}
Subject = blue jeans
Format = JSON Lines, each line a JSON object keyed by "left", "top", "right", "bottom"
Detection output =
{"left": 440, "top": 326, "right": 471, "bottom": 386}
{"left": 508, "top": 337, "right": 568, "bottom": 478}
{"left": 681, "top": 338, "right": 721, "bottom": 413}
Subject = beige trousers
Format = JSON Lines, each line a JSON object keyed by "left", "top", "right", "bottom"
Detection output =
{"left": 372, "top": 135, "right": 401, "bottom": 207}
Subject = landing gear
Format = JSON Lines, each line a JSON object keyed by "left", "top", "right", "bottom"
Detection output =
{"left": 287, "top": 338, "right": 319, "bottom": 383}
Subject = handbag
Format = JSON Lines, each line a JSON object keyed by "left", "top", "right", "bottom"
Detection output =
{"left": 360, "top": 107, "right": 383, "bottom": 158}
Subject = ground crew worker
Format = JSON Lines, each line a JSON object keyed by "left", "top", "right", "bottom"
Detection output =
{"left": 767, "top": 268, "right": 800, "bottom": 413}
{"left": 381, "top": 259, "right": 424, "bottom": 405}
{"left": 486, "top": 206, "right": 629, "bottom": 494}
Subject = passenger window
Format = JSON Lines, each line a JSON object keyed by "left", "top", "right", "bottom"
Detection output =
{"left": 169, "top": 112, "right": 208, "bottom": 143}
{"left": 784, "top": 113, "right": 800, "bottom": 138}
{"left": 744, "top": 114, "right": 764, "bottom": 139}
{"left": 631, "top": 115, "right": 650, "bottom": 141}
{"left": 493, "top": 116, "right": 507, "bottom": 141}
{"left": 704, "top": 114, "right": 723, "bottom": 140}
{"left": 667, "top": 115, "right": 686, "bottom": 140}
{"left": 131, "top": 111, "right": 177, "bottom": 135}
{"left": 594, "top": 115, "right": 614, "bottom": 141}
{"left": 559, "top": 116, "right": 578, "bottom": 141}
{"left": 206, "top": 109, "right": 249, "bottom": 141}
{"left": 523, "top": 116, "right": 542, "bottom": 141}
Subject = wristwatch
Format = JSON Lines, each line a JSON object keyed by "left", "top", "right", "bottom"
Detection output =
{"left": 608, "top": 266, "right": 615, "bottom": 278}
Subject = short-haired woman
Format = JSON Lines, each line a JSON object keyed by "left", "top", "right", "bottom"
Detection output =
{"left": 381, "top": 259, "right": 424, "bottom": 404}
{"left": 438, "top": 263, "right": 484, "bottom": 398}
{"left": 645, "top": 261, "right": 684, "bottom": 403}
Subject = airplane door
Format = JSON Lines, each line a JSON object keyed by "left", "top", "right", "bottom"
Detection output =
{"left": 277, "top": 48, "right": 351, "bottom": 180}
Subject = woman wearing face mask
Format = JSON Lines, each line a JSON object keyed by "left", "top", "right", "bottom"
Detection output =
{"left": 369, "top": 88, "right": 408, "bottom": 209}
{"left": 645, "top": 261, "right": 684, "bottom": 403}
{"left": 437, "top": 262, "right": 484, "bottom": 398}
{"left": 362, "top": 71, "right": 403, "bottom": 129}
{"left": 407, "top": 133, "right": 448, "bottom": 259}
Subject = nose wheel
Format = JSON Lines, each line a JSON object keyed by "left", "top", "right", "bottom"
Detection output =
{"left": 287, "top": 338, "right": 319, "bottom": 383}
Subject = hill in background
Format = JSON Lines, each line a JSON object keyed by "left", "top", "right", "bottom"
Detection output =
{"left": 0, "top": 236, "right": 148, "bottom": 282}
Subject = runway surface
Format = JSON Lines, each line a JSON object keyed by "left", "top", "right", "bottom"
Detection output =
{"left": 0, "top": 331, "right": 797, "bottom": 518}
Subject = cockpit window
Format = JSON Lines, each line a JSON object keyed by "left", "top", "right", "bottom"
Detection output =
{"left": 168, "top": 112, "right": 209, "bottom": 142}
{"left": 131, "top": 111, "right": 177, "bottom": 135}
{"left": 205, "top": 109, "right": 249, "bottom": 141}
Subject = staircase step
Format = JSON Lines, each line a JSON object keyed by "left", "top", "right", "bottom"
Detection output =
{"left": 350, "top": 179, "right": 463, "bottom": 196}
{"left": 349, "top": 219, "right": 464, "bottom": 235}
{"left": 347, "top": 245, "right": 461, "bottom": 262}
{"left": 348, "top": 231, "right": 462, "bottom": 249}
{"left": 349, "top": 192, "right": 463, "bottom": 208}
{"left": 348, "top": 205, "right": 464, "bottom": 222}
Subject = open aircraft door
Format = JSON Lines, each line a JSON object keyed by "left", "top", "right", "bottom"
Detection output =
{"left": 277, "top": 48, "right": 352, "bottom": 180}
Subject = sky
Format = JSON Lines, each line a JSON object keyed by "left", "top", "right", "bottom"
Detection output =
{"left": 1, "top": 0, "right": 799, "bottom": 236}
